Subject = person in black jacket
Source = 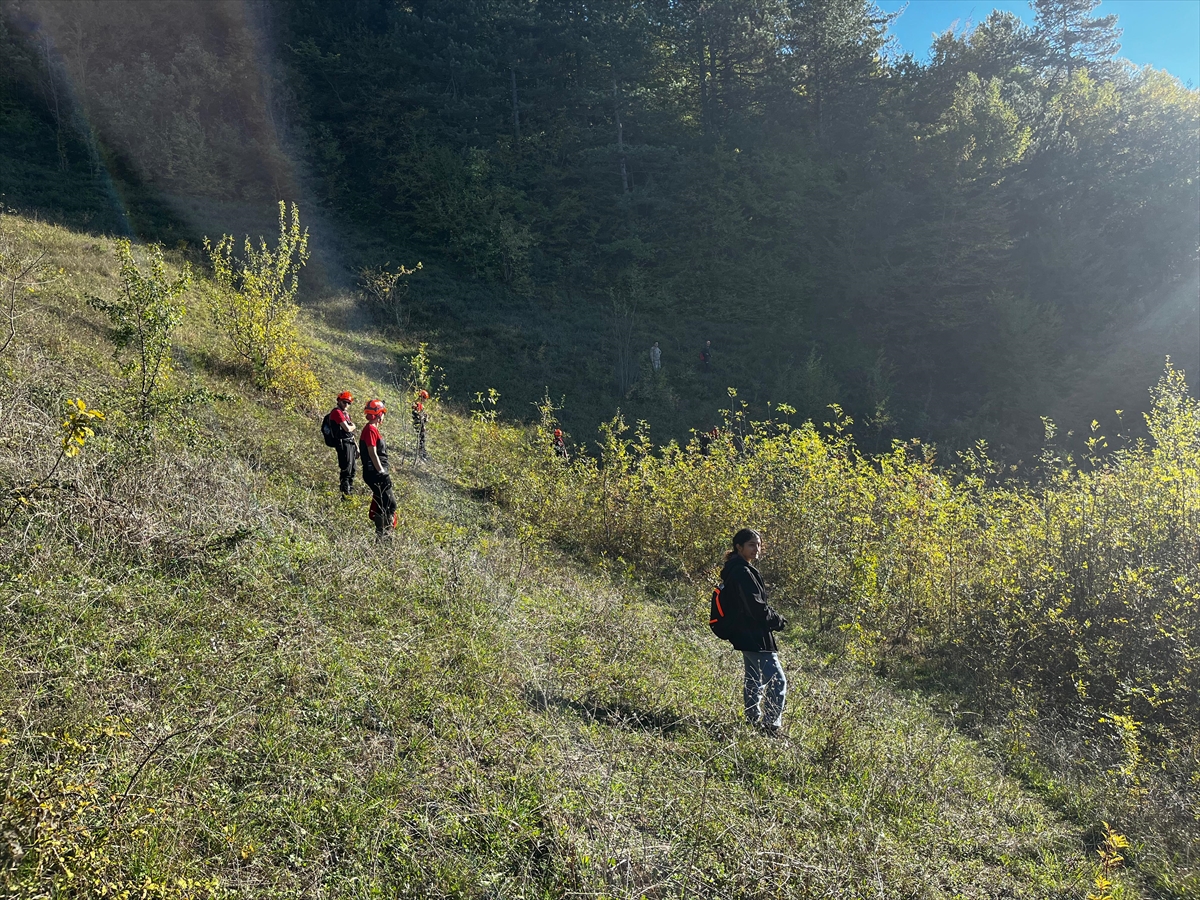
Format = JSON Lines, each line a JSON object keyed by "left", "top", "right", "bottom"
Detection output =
{"left": 360, "top": 399, "right": 397, "bottom": 539}
{"left": 719, "top": 528, "right": 788, "bottom": 734}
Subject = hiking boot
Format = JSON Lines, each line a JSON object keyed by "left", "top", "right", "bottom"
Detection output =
{"left": 750, "top": 721, "right": 783, "bottom": 737}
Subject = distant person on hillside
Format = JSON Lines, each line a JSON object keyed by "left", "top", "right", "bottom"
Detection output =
{"left": 360, "top": 399, "right": 397, "bottom": 539}
{"left": 699, "top": 340, "right": 712, "bottom": 371}
{"left": 719, "top": 528, "right": 788, "bottom": 735}
{"left": 650, "top": 341, "right": 662, "bottom": 372}
{"left": 553, "top": 428, "right": 569, "bottom": 461}
{"left": 326, "top": 391, "right": 358, "bottom": 498}
{"left": 412, "top": 390, "right": 430, "bottom": 461}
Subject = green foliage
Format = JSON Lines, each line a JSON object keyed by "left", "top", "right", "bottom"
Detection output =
{"left": 1033, "top": 0, "right": 1122, "bottom": 78}
{"left": 1, "top": 1, "right": 287, "bottom": 206}
{"left": 392, "top": 144, "right": 534, "bottom": 288}
{"left": 89, "top": 239, "right": 191, "bottom": 431}
{"left": 932, "top": 73, "right": 1031, "bottom": 177}
{"left": 264, "top": 0, "right": 1196, "bottom": 447}
{"left": 2, "top": 1, "right": 1195, "bottom": 446}
{"left": 464, "top": 387, "right": 522, "bottom": 498}
{"left": 401, "top": 342, "right": 443, "bottom": 401}
{"left": 204, "top": 202, "right": 319, "bottom": 406}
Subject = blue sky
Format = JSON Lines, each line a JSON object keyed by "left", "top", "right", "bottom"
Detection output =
{"left": 877, "top": 0, "right": 1200, "bottom": 86}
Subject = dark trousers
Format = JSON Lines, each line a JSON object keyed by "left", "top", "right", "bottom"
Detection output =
{"left": 336, "top": 440, "right": 357, "bottom": 494}
{"left": 365, "top": 472, "right": 397, "bottom": 534}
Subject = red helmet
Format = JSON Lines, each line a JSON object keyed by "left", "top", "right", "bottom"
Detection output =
{"left": 337, "top": 391, "right": 354, "bottom": 403}
{"left": 364, "top": 399, "right": 387, "bottom": 419}
{"left": 418, "top": 390, "right": 429, "bottom": 400}
{"left": 553, "top": 429, "right": 562, "bottom": 438}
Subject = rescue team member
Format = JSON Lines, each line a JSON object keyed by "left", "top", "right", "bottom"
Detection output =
{"left": 360, "top": 399, "right": 398, "bottom": 539}
{"left": 412, "top": 389, "right": 430, "bottom": 460}
{"left": 719, "top": 528, "right": 788, "bottom": 735}
{"left": 329, "top": 391, "right": 358, "bottom": 497}
{"left": 553, "top": 428, "right": 569, "bottom": 460}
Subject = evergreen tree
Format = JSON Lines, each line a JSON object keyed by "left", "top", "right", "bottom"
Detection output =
{"left": 1032, "top": 0, "right": 1121, "bottom": 79}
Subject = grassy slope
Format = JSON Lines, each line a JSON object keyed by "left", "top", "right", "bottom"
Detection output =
{"left": 0, "top": 215, "right": 1121, "bottom": 898}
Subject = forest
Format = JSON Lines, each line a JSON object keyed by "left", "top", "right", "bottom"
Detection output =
{"left": 1, "top": 0, "right": 1197, "bottom": 451}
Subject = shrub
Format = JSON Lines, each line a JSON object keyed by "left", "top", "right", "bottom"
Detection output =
{"left": 1, "top": 397, "right": 105, "bottom": 529}
{"left": 359, "top": 259, "right": 421, "bottom": 329}
{"left": 204, "top": 202, "right": 320, "bottom": 405}
{"left": 89, "top": 239, "right": 191, "bottom": 432}
{"left": 0, "top": 718, "right": 224, "bottom": 899}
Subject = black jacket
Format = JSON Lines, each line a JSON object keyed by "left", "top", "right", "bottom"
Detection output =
{"left": 719, "top": 555, "right": 786, "bottom": 652}
{"left": 359, "top": 430, "right": 390, "bottom": 480}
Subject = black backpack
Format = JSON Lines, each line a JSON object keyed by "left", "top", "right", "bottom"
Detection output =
{"left": 709, "top": 582, "right": 733, "bottom": 641}
{"left": 321, "top": 412, "right": 341, "bottom": 448}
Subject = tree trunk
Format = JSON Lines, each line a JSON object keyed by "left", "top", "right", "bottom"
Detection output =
{"left": 39, "top": 35, "right": 68, "bottom": 172}
{"left": 613, "top": 78, "right": 629, "bottom": 194}
{"left": 611, "top": 287, "right": 637, "bottom": 396}
{"left": 698, "top": 25, "right": 709, "bottom": 136}
{"left": 510, "top": 67, "right": 521, "bottom": 146}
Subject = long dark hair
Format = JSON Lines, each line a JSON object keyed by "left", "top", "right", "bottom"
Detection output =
{"left": 724, "top": 528, "right": 761, "bottom": 563}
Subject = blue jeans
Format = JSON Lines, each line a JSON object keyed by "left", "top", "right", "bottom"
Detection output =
{"left": 742, "top": 651, "right": 786, "bottom": 729}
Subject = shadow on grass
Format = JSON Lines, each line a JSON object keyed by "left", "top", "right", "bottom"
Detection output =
{"left": 522, "top": 684, "right": 737, "bottom": 741}
{"left": 524, "top": 685, "right": 687, "bottom": 734}
{"left": 189, "top": 347, "right": 254, "bottom": 384}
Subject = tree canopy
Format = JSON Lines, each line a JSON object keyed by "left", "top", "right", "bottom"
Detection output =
{"left": 3, "top": 0, "right": 1196, "bottom": 450}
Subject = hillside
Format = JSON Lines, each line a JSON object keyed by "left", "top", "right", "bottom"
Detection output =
{"left": 2, "top": 0, "right": 1198, "bottom": 894}
{"left": 0, "top": 213, "right": 1148, "bottom": 899}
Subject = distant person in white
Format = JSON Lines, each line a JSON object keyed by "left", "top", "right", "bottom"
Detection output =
{"left": 650, "top": 341, "right": 662, "bottom": 371}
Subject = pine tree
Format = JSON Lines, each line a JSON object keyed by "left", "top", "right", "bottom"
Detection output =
{"left": 1032, "top": 0, "right": 1121, "bottom": 80}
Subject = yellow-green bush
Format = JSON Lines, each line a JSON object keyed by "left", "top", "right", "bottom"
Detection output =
{"left": 0, "top": 719, "right": 224, "bottom": 899}
{"left": 204, "top": 202, "right": 320, "bottom": 407}
{"left": 481, "top": 364, "right": 1199, "bottom": 845}
{"left": 88, "top": 239, "right": 191, "bottom": 432}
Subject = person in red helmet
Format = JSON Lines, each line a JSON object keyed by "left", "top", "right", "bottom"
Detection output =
{"left": 326, "top": 391, "right": 358, "bottom": 497}
{"left": 552, "top": 428, "right": 569, "bottom": 460}
{"left": 411, "top": 390, "right": 430, "bottom": 461}
{"left": 360, "top": 399, "right": 397, "bottom": 538}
